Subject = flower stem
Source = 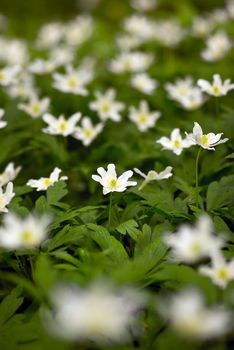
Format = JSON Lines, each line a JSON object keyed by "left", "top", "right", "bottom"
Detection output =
{"left": 108, "top": 193, "right": 113, "bottom": 228}
{"left": 195, "top": 147, "right": 202, "bottom": 208}
{"left": 215, "top": 97, "right": 220, "bottom": 118}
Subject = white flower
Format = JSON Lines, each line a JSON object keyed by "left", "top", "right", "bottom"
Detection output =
{"left": 27, "top": 167, "right": 68, "bottom": 191}
{"left": 42, "top": 113, "right": 81, "bottom": 137}
{"left": 0, "top": 163, "right": 21, "bottom": 186}
{"left": 201, "top": 31, "right": 232, "bottom": 62}
{"left": 109, "top": 51, "right": 153, "bottom": 74}
{"left": 191, "top": 16, "right": 214, "bottom": 38}
{"left": 159, "top": 289, "right": 231, "bottom": 339}
{"left": 165, "top": 215, "right": 224, "bottom": 263}
{"left": 45, "top": 284, "right": 144, "bottom": 343}
{"left": 197, "top": 74, "right": 234, "bottom": 97}
{"left": 0, "top": 212, "right": 51, "bottom": 249}
{"left": 129, "top": 100, "right": 161, "bottom": 132}
{"left": 116, "top": 35, "right": 142, "bottom": 51}
{"left": 134, "top": 166, "right": 173, "bottom": 190}
{"left": 73, "top": 117, "right": 103, "bottom": 146}
{"left": 0, "top": 65, "right": 20, "bottom": 86}
{"left": 92, "top": 163, "right": 137, "bottom": 195}
{"left": 0, "top": 38, "right": 28, "bottom": 66}
{"left": 123, "top": 15, "right": 155, "bottom": 40}
{"left": 49, "top": 46, "right": 75, "bottom": 66}
{"left": 89, "top": 89, "right": 125, "bottom": 122}
{"left": 7, "top": 72, "right": 35, "bottom": 99}
{"left": 199, "top": 252, "right": 234, "bottom": 289}
{"left": 186, "top": 122, "right": 228, "bottom": 151}
{"left": 36, "top": 22, "right": 64, "bottom": 49}
{"left": 157, "top": 128, "right": 193, "bottom": 156}
{"left": 0, "top": 109, "right": 7, "bottom": 128}
{"left": 52, "top": 65, "right": 93, "bottom": 95}
{"left": 0, "top": 182, "right": 15, "bottom": 213}
{"left": 29, "top": 59, "right": 58, "bottom": 75}
{"left": 130, "top": 73, "right": 158, "bottom": 95}
{"left": 165, "top": 76, "right": 194, "bottom": 101}
{"left": 153, "top": 19, "right": 186, "bottom": 47}
{"left": 179, "top": 89, "right": 205, "bottom": 110}
{"left": 18, "top": 94, "right": 50, "bottom": 118}
{"left": 130, "top": 0, "right": 158, "bottom": 11}
{"left": 64, "top": 15, "right": 93, "bottom": 46}
{"left": 227, "top": 0, "right": 234, "bottom": 18}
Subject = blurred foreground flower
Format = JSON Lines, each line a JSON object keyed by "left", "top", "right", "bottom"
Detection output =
{"left": 159, "top": 289, "right": 232, "bottom": 339}
{"left": 27, "top": 167, "right": 67, "bottom": 191}
{"left": 92, "top": 163, "right": 137, "bottom": 195}
{"left": 186, "top": 122, "right": 228, "bottom": 150}
{"left": 0, "top": 212, "right": 51, "bottom": 249}
{"left": 44, "top": 284, "right": 145, "bottom": 343}
{"left": 0, "top": 109, "right": 7, "bottom": 128}
{"left": 165, "top": 215, "right": 224, "bottom": 263}
{"left": 134, "top": 166, "right": 172, "bottom": 190}
{"left": 0, "top": 162, "right": 21, "bottom": 186}
{"left": 0, "top": 65, "right": 20, "bottom": 86}
{"left": 0, "top": 182, "right": 15, "bottom": 213}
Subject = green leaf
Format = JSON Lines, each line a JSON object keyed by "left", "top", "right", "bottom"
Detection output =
{"left": 0, "top": 287, "right": 23, "bottom": 327}
{"left": 206, "top": 175, "right": 234, "bottom": 212}
{"left": 46, "top": 181, "right": 68, "bottom": 205}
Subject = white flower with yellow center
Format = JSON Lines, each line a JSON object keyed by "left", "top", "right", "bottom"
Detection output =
{"left": 0, "top": 109, "right": 7, "bottom": 128}
{"left": 42, "top": 112, "right": 81, "bottom": 137}
{"left": 0, "top": 65, "right": 20, "bottom": 86}
{"left": 201, "top": 31, "right": 232, "bottom": 62}
{"left": 129, "top": 100, "right": 161, "bottom": 132}
{"left": 0, "top": 182, "right": 15, "bottom": 213}
{"left": 89, "top": 89, "right": 125, "bottom": 122}
{"left": 159, "top": 289, "right": 231, "bottom": 339}
{"left": 157, "top": 128, "right": 193, "bottom": 156}
{"left": 165, "top": 215, "right": 224, "bottom": 263}
{"left": 92, "top": 163, "right": 137, "bottom": 195}
{"left": 199, "top": 252, "right": 234, "bottom": 288}
{"left": 179, "top": 89, "right": 205, "bottom": 110}
{"left": 186, "top": 122, "right": 228, "bottom": 151}
{"left": 27, "top": 167, "right": 68, "bottom": 191}
{"left": 0, "top": 212, "right": 51, "bottom": 249}
{"left": 52, "top": 65, "right": 93, "bottom": 95}
{"left": 18, "top": 94, "right": 50, "bottom": 118}
{"left": 46, "top": 284, "right": 144, "bottom": 343}
{"left": 0, "top": 162, "right": 21, "bottom": 186}
{"left": 165, "top": 76, "right": 194, "bottom": 101}
{"left": 109, "top": 51, "right": 153, "bottom": 74}
{"left": 197, "top": 74, "right": 234, "bottom": 97}
{"left": 130, "top": 73, "right": 158, "bottom": 95}
{"left": 134, "top": 166, "right": 173, "bottom": 190}
{"left": 73, "top": 116, "right": 103, "bottom": 146}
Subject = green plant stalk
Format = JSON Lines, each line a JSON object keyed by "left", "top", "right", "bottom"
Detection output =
{"left": 108, "top": 192, "right": 113, "bottom": 228}
{"left": 195, "top": 147, "right": 202, "bottom": 208}
{"left": 215, "top": 97, "right": 220, "bottom": 118}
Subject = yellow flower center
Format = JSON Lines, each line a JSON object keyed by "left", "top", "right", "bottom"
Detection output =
{"left": 178, "top": 87, "right": 188, "bottom": 96}
{"left": 84, "top": 129, "right": 94, "bottom": 137}
{"left": 67, "top": 77, "right": 78, "bottom": 88}
{"left": 31, "top": 104, "right": 40, "bottom": 114}
{"left": 174, "top": 140, "right": 181, "bottom": 148}
{"left": 0, "top": 71, "right": 5, "bottom": 81}
{"left": 109, "top": 178, "right": 118, "bottom": 188}
{"left": 189, "top": 242, "right": 202, "bottom": 257}
{"left": 43, "top": 178, "right": 51, "bottom": 187}
{"left": 21, "top": 230, "right": 35, "bottom": 244}
{"left": 217, "top": 267, "right": 229, "bottom": 281}
{"left": 137, "top": 113, "right": 148, "bottom": 124}
{"left": 100, "top": 102, "right": 110, "bottom": 113}
{"left": 59, "top": 122, "right": 67, "bottom": 131}
{"left": 213, "top": 86, "right": 219, "bottom": 94}
{"left": 200, "top": 135, "right": 209, "bottom": 146}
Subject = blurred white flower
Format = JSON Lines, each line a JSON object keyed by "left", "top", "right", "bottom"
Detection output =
{"left": 159, "top": 289, "right": 231, "bottom": 339}
{"left": 227, "top": 0, "right": 234, "bottom": 18}
{"left": 0, "top": 38, "right": 28, "bottom": 66}
{"left": 129, "top": 100, "right": 161, "bottom": 132}
{"left": 157, "top": 128, "right": 193, "bottom": 156}
{"left": 49, "top": 46, "right": 75, "bottom": 66}
{"left": 0, "top": 109, "right": 7, "bottom": 128}
{"left": 197, "top": 74, "right": 234, "bottom": 97}
{"left": 0, "top": 182, "right": 15, "bottom": 213}
{"left": 191, "top": 16, "right": 214, "bottom": 38}
{"left": 0, "top": 162, "right": 21, "bottom": 186}
{"left": 0, "top": 212, "right": 51, "bottom": 249}
{"left": 130, "top": 0, "right": 158, "bottom": 12}
{"left": 131, "top": 73, "right": 158, "bottom": 95}
{"left": 116, "top": 35, "right": 142, "bottom": 51}
{"left": 124, "top": 15, "right": 155, "bottom": 40}
{"left": 201, "top": 31, "right": 232, "bottom": 62}
{"left": 186, "top": 122, "right": 228, "bottom": 151}
{"left": 109, "top": 51, "right": 153, "bottom": 74}
{"left": 89, "top": 89, "right": 125, "bottom": 122}
{"left": 73, "top": 117, "right": 103, "bottom": 146}
{"left": 199, "top": 252, "right": 234, "bottom": 288}
{"left": 154, "top": 19, "right": 186, "bottom": 47}
{"left": 29, "top": 59, "right": 58, "bottom": 74}
{"left": 208, "top": 9, "right": 229, "bottom": 25}
{"left": 52, "top": 65, "right": 93, "bottom": 95}
{"left": 36, "top": 22, "right": 65, "bottom": 49}
{"left": 165, "top": 215, "right": 224, "bottom": 263}
{"left": 64, "top": 15, "right": 93, "bottom": 46}
{"left": 179, "top": 89, "right": 205, "bottom": 110}
{"left": 42, "top": 113, "right": 81, "bottom": 137}
{"left": 0, "top": 65, "right": 20, "bottom": 86}
{"left": 27, "top": 167, "right": 68, "bottom": 191}
{"left": 134, "top": 166, "right": 172, "bottom": 190}
{"left": 46, "top": 283, "right": 144, "bottom": 343}
{"left": 18, "top": 94, "right": 50, "bottom": 118}
{"left": 7, "top": 72, "right": 35, "bottom": 99}
{"left": 92, "top": 163, "right": 137, "bottom": 195}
